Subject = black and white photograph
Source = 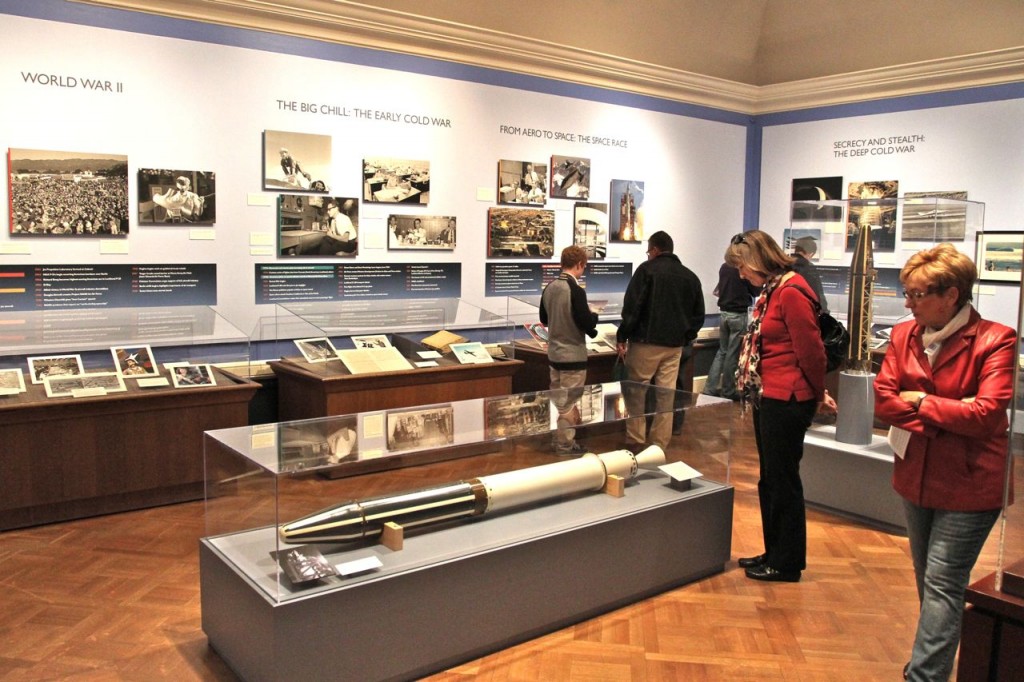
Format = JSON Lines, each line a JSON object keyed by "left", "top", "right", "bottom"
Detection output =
{"left": 387, "top": 214, "right": 455, "bottom": 250}
{"left": 278, "top": 416, "right": 359, "bottom": 471}
{"left": 902, "top": 191, "right": 969, "bottom": 242}
{"left": 484, "top": 393, "right": 551, "bottom": 439}
{"left": 0, "top": 368, "right": 26, "bottom": 395}
{"left": 497, "top": 159, "right": 547, "bottom": 205}
{"left": 781, "top": 227, "right": 823, "bottom": 259}
{"left": 386, "top": 404, "right": 454, "bottom": 453}
{"left": 9, "top": 148, "right": 129, "bottom": 236}
{"left": 44, "top": 372, "right": 126, "bottom": 398}
{"left": 263, "top": 130, "right": 332, "bottom": 192}
{"left": 450, "top": 341, "right": 493, "bottom": 364}
{"left": 27, "top": 354, "right": 84, "bottom": 384}
{"left": 294, "top": 337, "right": 338, "bottom": 363}
{"left": 791, "top": 176, "right": 844, "bottom": 221}
{"left": 550, "top": 155, "right": 590, "bottom": 200}
{"left": 278, "top": 195, "right": 359, "bottom": 257}
{"left": 138, "top": 169, "right": 215, "bottom": 224}
{"left": 487, "top": 207, "right": 555, "bottom": 258}
{"left": 363, "top": 157, "right": 430, "bottom": 204}
{"left": 977, "top": 232, "right": 1024, "bottom": 283}
{"left": 846, "top": 180, "right": 899, "bottom": 252}
{"left": 574, "top": 202, "right": 609, "bottom": 260}
{"left": 111, "top": 345, "right": 158, "bottom": 377}
{"left": 170, "top": 364, "right": 216, "bottom": 388}
{"left": 609, "top": 179, "right": 644, "bottom": 242}
{"left": 272, "top": 546, "right": 337, "bottom": 585}
{"left": 351, "top": 334, "right": 391, "bottom": 349}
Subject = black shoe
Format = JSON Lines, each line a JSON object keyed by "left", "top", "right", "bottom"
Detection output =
{"left": 744, "top": 565, "right": 801, "bottom": 582}
{"left": 903, "top": 662, "right": 909, "bottom": 680}
{"left": 738, "top": 553, "right": 767, "bottom": 568}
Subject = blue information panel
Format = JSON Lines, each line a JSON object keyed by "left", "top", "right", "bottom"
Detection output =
{"left": 0, "top": 264, "right": 217, "bottom": 312}
{"left": 255, "top": 263, "right": 462, "bottom": 303}
{"left": 485, "top": 262, "right": 632, "bottom": 296}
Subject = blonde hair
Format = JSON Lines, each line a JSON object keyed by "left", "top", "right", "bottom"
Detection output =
{"left": 724, "top": 230, "right": 793, "bottom": 278}
{"left": 900, "top": 243, "right": 976, "bottom": 306}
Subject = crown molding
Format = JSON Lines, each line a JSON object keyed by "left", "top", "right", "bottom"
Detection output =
{"left": 66, "top": 0, "right": 1024, "bottom": 115}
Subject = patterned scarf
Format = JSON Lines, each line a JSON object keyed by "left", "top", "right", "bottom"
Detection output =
{"left": 735, "top": 273, "right": 784, "bottom": 410}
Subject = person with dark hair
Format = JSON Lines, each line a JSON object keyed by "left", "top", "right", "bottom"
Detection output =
{"left": 703, "top": 254, "right": 759, "bottom": 400}
{"left": 726, "top": 230, "right": 835, "bottom": 583}
{"left": 540, "top": 245, "right": 598, "bottom": 454}
{"left": 874, "top": 243, "right": 1015, "bottom": 681}
{"left": 318, "top": 199, "right": 357, "bottom": 255}
{"left": 791, "top": 236, "right": 828, "bottom": 313}
{"left": 615, "top": 230, "right": 704, "bottom": 449}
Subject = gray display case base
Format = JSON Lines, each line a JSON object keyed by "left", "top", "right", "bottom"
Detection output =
{"left": 803, "top": 424, "right": 906, "bottom": 534}
{"left": 201, "top": 476, "right": 733, "bottom": 682}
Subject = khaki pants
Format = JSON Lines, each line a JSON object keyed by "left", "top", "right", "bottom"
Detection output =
{"left": 623, "top": 343, "right": 681, "bottom": 449}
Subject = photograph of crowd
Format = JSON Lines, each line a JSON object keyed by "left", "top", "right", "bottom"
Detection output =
{"left": 487, "top": 207, "right": 555, "bottom": 258}
{"left": 387, "top": 214, "right": 455, "bottom": 250}
{"left": 386, "top": 405, "right": 454, "bottom": 453}
{"left": 263, "top": 130, "right": 332, "bottom": 192}
{"left": 574, "top": 202, "right": 609, "bottom": 260}
{"left": 791, "top": 175, "right": 844, "bottom": 222}
{"left": 609, "top": 179, "right": 644, "bottom": 242}
{"left": 27, "top": 354, "right": 84, "bottom": 384}
{"left": 484, "top": 393, "right": 551, "bottom": 439}
{"left": 278, "top": 195, "right": 359, "bottom": 257}
{"left": 138, "top": 169, "right": 215, "bottom": 224}
{"left": 847, "top": 180, "right": 899, "bottom": 252}
{"left": 9, "top": 148, "right": 129, "bottom": 236}
{"left": 363, "top": 157, "right": 430, "bottom": 204}
{"left": 44, "top": 372, "right": 126, "bottom": 398}
{"left": 497, "top": 159, "right": 547, "bottom": 205}
{"left": 550, "top": 155, "right": 590, "bottom": 200}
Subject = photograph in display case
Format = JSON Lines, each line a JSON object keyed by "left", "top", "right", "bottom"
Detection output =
{"left": 902, "top": 191, "right": 969, "bottom": 241}
{"left": 847, "top": 180, "right": 898, "bottom": 253}
{"left": 523, "top": 322, "right": 549, "bottom": 346}
{"left": 574, "top": 202, "right": 608, "bottom": 260}
{"left": 363, "top": 157, "right": 430, "bottom": 204}
{"left": 278, "top": 195, "right": 359, "bottom": 257}
{"left": 294, "top": 337, "right": 338, "bottom": 363}
{"left": 278, "top": 416, "right": 359, "bottom": 471}
{"left": 137, "top": 169, "right": 215, "bottom": 224}
{"left": 9, "top": 148, "right": 129, "bottom": 236}
{"left": 351, "top": 334, "right": 391, "bottom": 349}
{"left": 487, "top": 207, "right": 554, "bottom": 258}
{"left": 609, "top": 179, "right": 644, "bottom": 242}
{"left": 782, "top": 228, "right": 823, "bottom": 259}
{"left": 977, "top": 232, "right": 1024, "bottom": 282}
{"left": 497, "top": 159, "right": 547, "bottom": 205}
{"left": 111, "top": 345, "right": 158, "bottom": 377}
{"left": 272, "top": 546, "right": 337, "bottom": 585}
{"left": 791, "top": 176, "right": 843, "bottom": 221}
{"left": 387, "top": 214, "right": 455, "bottom": 250}
{"left": 0, "top": 368, "right": 26, "bottom": 395}
{"left": 263, "top": 130, "right": 331, "bottom": 192}
{"left": 450, "top": 342, "right": 493, "bottom": 364}
{"left": 550, "top": 155, "right": 590, "bottom": 200}
{"left": 386, "top": 404, "right": 454, "bottom": 453}
{"left": 170, "top": 364, "right": 216, "bottom": 388}
{"left": 484, "top": 392, "right": 551, "bottom": 439}
{"left": 44, "top": 372, "right": 126, "bottom": 398}
{"left": 27, "top": 354, "right": 84, "bottom": 384}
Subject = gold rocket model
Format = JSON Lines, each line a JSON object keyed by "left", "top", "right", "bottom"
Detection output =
{"left": 846, "top": 220, "right": 877, "bottom": 373}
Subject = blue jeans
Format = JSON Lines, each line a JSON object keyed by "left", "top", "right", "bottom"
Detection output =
{"left": 704, "top": 310, "right": 747, "bottom": 400}
{"left": 902, "top": 500, "right": 999, "bottom": 682}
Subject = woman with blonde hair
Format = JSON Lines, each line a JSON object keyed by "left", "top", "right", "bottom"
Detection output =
{"left": 875, "top": 243, "right": 1015, "bottom": 681}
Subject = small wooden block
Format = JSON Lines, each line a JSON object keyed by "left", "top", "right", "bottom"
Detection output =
{"left": 603, "top": 474, "right": 625, "bottom": 498}
{"left": 380, "top": 521, "right": 404, "bottom": 551}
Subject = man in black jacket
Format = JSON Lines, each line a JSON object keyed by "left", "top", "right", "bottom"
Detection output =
{"left": 616, "top": 231, "right": 705, "bottom": 448}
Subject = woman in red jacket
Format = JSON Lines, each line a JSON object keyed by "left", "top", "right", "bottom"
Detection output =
{"left": 726, "top": 230, "right": 835, "bottom": 583}
{"left": 875, "top": 243, "right": 1015, "bottom": 681}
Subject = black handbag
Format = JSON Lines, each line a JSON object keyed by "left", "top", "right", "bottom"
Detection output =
{"left": 792, "top": 285, "right": 850, "bottom": 372}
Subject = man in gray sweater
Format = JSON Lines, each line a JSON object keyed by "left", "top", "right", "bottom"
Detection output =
{"left": 539, "top": 245, "right": 599, "bottom": 454}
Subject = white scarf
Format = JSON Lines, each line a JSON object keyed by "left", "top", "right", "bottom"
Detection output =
{"left": 920, "top": 304, "right": 972, "bottom": 366}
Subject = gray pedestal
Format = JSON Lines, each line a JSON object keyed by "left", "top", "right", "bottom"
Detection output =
{"left": 803, "top": 424, "right": 906, "bottom": 533}
{"left": 201, "top": 476, "right": 733, "bottom": 682}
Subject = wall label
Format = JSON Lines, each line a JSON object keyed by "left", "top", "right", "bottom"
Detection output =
{"left": 21, "top": 71, "right": 123, "bottom": 93}
{"left": 275, "top": 99, "right": 452, "bottom": 127}
{"left": 832, "top": 134, "right": 925, "bottom": 158}
{"left": 499, "top": 125, "right": 628, "bottom": 148}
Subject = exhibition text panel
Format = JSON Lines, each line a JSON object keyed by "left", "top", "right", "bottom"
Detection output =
{"left": 255, "top": 263, "right": 461, "bottom": 303}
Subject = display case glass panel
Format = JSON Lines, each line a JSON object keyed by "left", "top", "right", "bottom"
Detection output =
{"left": 506, "top": 293, "right": 623, "bottom": 355}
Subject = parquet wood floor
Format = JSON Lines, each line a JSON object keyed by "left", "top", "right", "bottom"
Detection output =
{"left": 1, "top": 405, "right": 1019, "bottom": 681}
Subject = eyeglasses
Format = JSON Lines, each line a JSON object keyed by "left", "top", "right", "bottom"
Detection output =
{"left": 730, "top": 234, "right": 747, "bottom": 245}
{"left": 902, "top": 288, "right": 939, "bottom": 301}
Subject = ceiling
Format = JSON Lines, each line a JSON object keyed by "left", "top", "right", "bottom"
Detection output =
{"left": 70, "top": 0, "right": 1024, "bottom": 112}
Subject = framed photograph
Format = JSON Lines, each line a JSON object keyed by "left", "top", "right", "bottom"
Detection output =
{"left": 170, "top": 364, "right": 216, "bottom": 388}
{"left": 272, "top": 546, "right": 337, "bottom": 585}
{"left": 386, "top": 404, "right": 454, "bottom": 453}
{"left": 791, "top": 176, "right": 843, "bottom": 221}
{"left": 550, "top": 155, "right": 590, "bottom": 200}
{"left": 484, "top": 393, "right": 551, "bottom": 439}
{"left": 0, "top": 368, "right": 26, "bottom": 395}
{"left": 609, "top": 179, "right": 644, "bottom": 242}
{"left": 902, "top": 191, "right": 969, "bottom": 242}
{"left": 351, "top": 334, "right": 392, "bottom": 349}
{"left": 977, "top": 232, "right": 1024, "bottom": 282}
{"left": 263, "top": 130, "right": 332, "bottom": 192}
{"left": 781, "top": 228, "right": 823, "bottom": 260}
{"left": 846, "top": 180, "right": 898, "bottom": 252}
{"left": 278, "top": 416, "right": 359, "bottom": 471}
{"left": 387, "top": 215, "right": 455, "bottom": 250}
{"left": 9, "top": 148, "right": 129, "bottom": 236}
{"left": 363, "top": 157, "right": 430, "bottom": 204}
{"left": 294, "top": 337, "right": 338, "bottom": 363}
{"left": 27, "top": 354, "right": 84, "bottom": 384}
{"left": 278, "top": 195, "right": 359, "bottom": 257}
{"left": 487, "top": 207, "right": 555, "bottom": 258}
{"left": 111, "top": 345, "right": 159, "bottom": 377}
{"left": 497, "top": 159, "right": 547, "bottom": 205}
{"left": 450, "top": 341, "right": 493, "bottom": 364}
{"left": 138, "top": 169, "right": 215, "bottom": 224}
{"left": 44, "top": 372, "right": 126, "bottom": 398}
{"left": 573, "top": 202, "right": 608, "bottom": 260}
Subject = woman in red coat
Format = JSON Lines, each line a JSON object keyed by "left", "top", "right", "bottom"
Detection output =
{"left": 874, "top": 243, "right": 1015, "bottom": 681}
{"left": 726, "top": 230, "right": 835, "bottom": 583}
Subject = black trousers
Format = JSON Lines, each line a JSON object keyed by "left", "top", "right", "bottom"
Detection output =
{"left": 751, "top": 396, "right": 816, "bottom": 572}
